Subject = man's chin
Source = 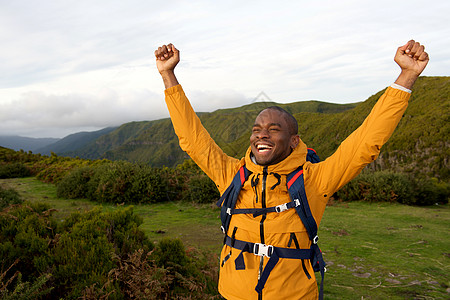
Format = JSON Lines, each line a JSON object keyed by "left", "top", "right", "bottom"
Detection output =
{"left": 254, "top": 156, "right": 272, "bottom": 166}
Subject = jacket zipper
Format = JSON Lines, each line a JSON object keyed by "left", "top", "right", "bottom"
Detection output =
{"left": 258, "top": 167, "right": 268, "bottom": 298}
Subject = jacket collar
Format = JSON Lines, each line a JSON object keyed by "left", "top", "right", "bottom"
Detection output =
{"left": 244, "top": 138, "right": 308, "bottom": 174}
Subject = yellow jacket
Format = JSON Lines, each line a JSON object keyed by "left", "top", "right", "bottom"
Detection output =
{"left": 165, "top": 85, "right": 410, "bottom": 299}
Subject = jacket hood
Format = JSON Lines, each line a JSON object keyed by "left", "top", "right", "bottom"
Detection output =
{"left": 244, "top": 138, "right": 308, "bottom": 174}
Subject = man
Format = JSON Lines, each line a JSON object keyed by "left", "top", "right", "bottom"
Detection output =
{"left": 155, "top": 41, "right": 428, "bottom": 299}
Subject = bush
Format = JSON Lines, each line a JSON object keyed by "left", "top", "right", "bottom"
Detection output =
{"left": 0, "top": 204, "right": 153, "bottom": 299}
{"left": 85, "top": 162, "right": 171, "bottom": 204}
{"left": 0, "top": 202, "right": 56, "bottom": 283}
{"left": 337, "top": 171, "right": 413, "bottom": 203}
{"left": 337, "top": 171, "right": 450, "bottom": 205}
{"left": 56, "top": 166, "right": 94, "bottom": 199}
{"left": 86, "top": 162, "right": 135, "bottom": 204}
{"left": 148, "top": 238, "right": 219, "bottom": 298}
{"left": 0, "top": 265, "right": 52, "bottom": 300}
{"left": 410, "top": 177, "right": 449, "bottom": 205}
{"left": 0, "top": 163, "right": 31, "bottom": 179}
{"left": 0, "top": 186, "right": 23, "bottom": 209}
{"left": 127, "top": 165, "right": 169, "bottom": 204}
{"left": 87, "top": 247, "right": 219, "bottom": 300}
{"left": 184, "top": 174, "right": 220, "bottom": 204}
{"left": 152, "top": 238, "right": 188, "bottom": 270}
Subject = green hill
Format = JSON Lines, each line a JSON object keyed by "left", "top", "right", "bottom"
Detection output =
{"left": 36, "top": 127, "right": 116, "bottom": 155}
{"left": 65, "top": 76, "right": 449, "bottom": 181}
{"left": 67, "top": 100, "right": 357, "bottom": 165}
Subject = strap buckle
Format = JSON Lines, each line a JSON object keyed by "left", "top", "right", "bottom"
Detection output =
{"left": 226, "top": 208, "right": 232, "bottom": 215}
{"left": 275, "top": 203, "right": 288, "bottom": 213}
{"left": 294, "top": 199, "right": 300, "bottom": 207}
{"left": 220, "top": 226, "right": 225, "bottom": 234}
{"left": 313, "top": 235, "right": 319, "bottom": 244}
{"left": 253, "top": 243, "right": 273, "bottom": 257}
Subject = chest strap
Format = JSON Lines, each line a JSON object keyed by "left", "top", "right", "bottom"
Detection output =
{"left": 226, "top": 199, "right": 300, "bottom": 218}
{"left": 224, "top": 235, "right": 314, "bottom": 294}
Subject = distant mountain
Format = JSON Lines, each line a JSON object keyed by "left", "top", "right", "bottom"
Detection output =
{"left": 68, "top": 100, "right": 358, "bottom": 167}
{"left": 36, "top": 127, "right": 117, "bottom": 155}
{"left": 48, "top": 76, "right": 449, "bottom": 181}
{"left": 0, "top": 136, "right": 60, "bottom": 152}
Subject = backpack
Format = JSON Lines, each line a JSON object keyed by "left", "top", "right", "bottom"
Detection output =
{"left": 216, "top": 148, "right": 326, "bottom": 299}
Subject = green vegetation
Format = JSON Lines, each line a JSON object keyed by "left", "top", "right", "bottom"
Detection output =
{"left": 336, "top": 171, "right": 449, "bottom": 205}
{"left": 0, "top": 162, "right": 31, "bottom": 179}
{"left": 0, "top": 182, "right": 219, "bottom": 299}
{"left": 0, "top": 185, "right": 24, "bottom": 209}
{"left": 320, "top": 201, "right": 449, "bottom": 299}
{"left": 1, "top": 178, "right": 449, "bottom": 299}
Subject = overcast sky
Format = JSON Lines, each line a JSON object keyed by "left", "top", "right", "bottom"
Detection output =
{"left": 0, "top": 0, "right": 448, "bottom": 138}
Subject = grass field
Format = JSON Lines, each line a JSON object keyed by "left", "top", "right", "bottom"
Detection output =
{"left": 1, "top": 177, "right": 449, "bottom": 299}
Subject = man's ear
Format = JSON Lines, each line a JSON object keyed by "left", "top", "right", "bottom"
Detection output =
{"left": 290, "top": 135, "right": 300, "bottom": 149}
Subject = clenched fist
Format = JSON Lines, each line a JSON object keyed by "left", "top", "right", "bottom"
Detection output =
{"left": 394, "top": 40, "right": 429, "bottom": 89}
{"left": 155, "top": 43, "right": 180, "bottom": 89}
{"left": 155, "top": 44, "right": 180, "bottom": 74}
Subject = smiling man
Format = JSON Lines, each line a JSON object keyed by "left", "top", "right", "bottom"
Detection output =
{"left": 155, "top": 40, "right": 429, "bottom": 299}
{"left": 251, "top": 106, "right": 300, "bottom": 166}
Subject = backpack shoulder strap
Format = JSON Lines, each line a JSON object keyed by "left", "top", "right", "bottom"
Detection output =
{"left": 286, "top": 161, "right": 326, "bottom": 300}
{"left": 286, "top": 167, "right": 318, "bottom": 242}
{"left": 216, "top": 165, "right": 252, "bottom": 234}
{"left": 306, "top": 148, "right": 320, "bottom": 163}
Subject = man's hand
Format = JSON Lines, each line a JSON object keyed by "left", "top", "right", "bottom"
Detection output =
{"left": 155, "top": 43, "right": 180, "bottom": 89}
{"left": 394, "top": 40, "right": 429, "bottom": 90}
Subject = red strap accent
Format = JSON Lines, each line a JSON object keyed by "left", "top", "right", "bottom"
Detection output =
{"left": 307, "top": 148, "right": 316, "bottom": 154}
{"left": 287, "top": 170, "right": 303, "bottom": 189}
{"left": 239, "top": 166, "right": 245, "bottom": 185}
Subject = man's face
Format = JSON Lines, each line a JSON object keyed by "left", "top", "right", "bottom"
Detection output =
{"left": 250, "top": 109, "right": 299, "bottom": 166}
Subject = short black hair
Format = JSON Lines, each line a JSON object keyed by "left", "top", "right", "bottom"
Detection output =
{"left": 261, "top": 106, "right": 298, "bottom": 135}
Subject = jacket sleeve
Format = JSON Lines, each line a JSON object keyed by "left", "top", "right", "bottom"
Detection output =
{"left": 305, "top": 87, "right": 411, "bottom": 199}
{"left": 164, "top": 85, "right": 240, "bottom": 193}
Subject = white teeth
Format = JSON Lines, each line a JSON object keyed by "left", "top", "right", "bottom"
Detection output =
{"left": 257, "top": 144, "right": 272, "bottom": 152}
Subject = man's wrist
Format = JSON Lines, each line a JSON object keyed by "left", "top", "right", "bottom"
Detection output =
{"left": 394, "top": 70, "right": 419, "bottom": 90}
{"left": 160, "top": 70, "right": 179, "bottom": 89}
{"left": 390, "top": 83, "right": 411, "bottom": 93}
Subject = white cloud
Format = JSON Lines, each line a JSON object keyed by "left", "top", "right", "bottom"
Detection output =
{"left": 0, "top": 0, "right": 449, "bottom": 138}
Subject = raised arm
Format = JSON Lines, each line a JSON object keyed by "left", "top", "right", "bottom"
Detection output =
{"left": 306, "top": 40, "right": 429, "bottom": 197}
{"left": 154, "top": 44, "right": 240, "bottom": 193}
{"left": 155, "top": 43, "right": 180, "bottom": 89}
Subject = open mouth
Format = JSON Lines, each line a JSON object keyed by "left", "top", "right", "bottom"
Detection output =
{"left": 256, "top": 144, "right": 273, "bottom": 153}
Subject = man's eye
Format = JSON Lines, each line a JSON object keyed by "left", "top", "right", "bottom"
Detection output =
{"left": 269, "top": 128, "right": 279, "bottom": 132}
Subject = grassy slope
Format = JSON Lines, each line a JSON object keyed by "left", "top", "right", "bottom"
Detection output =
{"left": 1, "top": 177, "right": 449, "bottom": 299}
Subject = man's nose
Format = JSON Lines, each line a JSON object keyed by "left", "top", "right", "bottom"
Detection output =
{"left": 257, "top": 128, "right": 270, "bottom": 139}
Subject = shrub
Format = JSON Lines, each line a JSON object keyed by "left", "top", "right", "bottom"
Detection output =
{"left": 86, "top": 162, "right": 171, "bottom": 204}
{"left": 56, "top": 166, "right": 94, "bottom": 199}
{"left": 0, "top": 204, "right": 153, "bottom": 299}
{"left": 409, "top": 177, "right": 449, "bottom": 205}
{"left": 337, "top": 171, "right": 450, "bottom": 205}
{"left": 88, "top": 247, "right": 219, "bottom": 300}
{"left": 0, "top": 263, "right": 52, "bottom": 300}
{"left": 184, "top": 174, "right": 220, "bottom": 204}
{"left": 0, "top": 163, "right": 31, "bottom": 179}
{"left": 0, "top": 186, "right": 23, "bottom": 209}
{"left": 152, "top": 238, "right": 188, "bottom": 270}
{"left": 337, "top": 171, "right": 412, "bottom": 203}
{"left": 0, "top": 202, "right": 56, "bottom": 283}
{"left": 127, "top": 165, "right": 169, "bottom": 204}
{"left": 148, "top": 238, "right": 219, "bottom": 298}
{"left": 86, "top": 162, "right": 135, "bottom": 204}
